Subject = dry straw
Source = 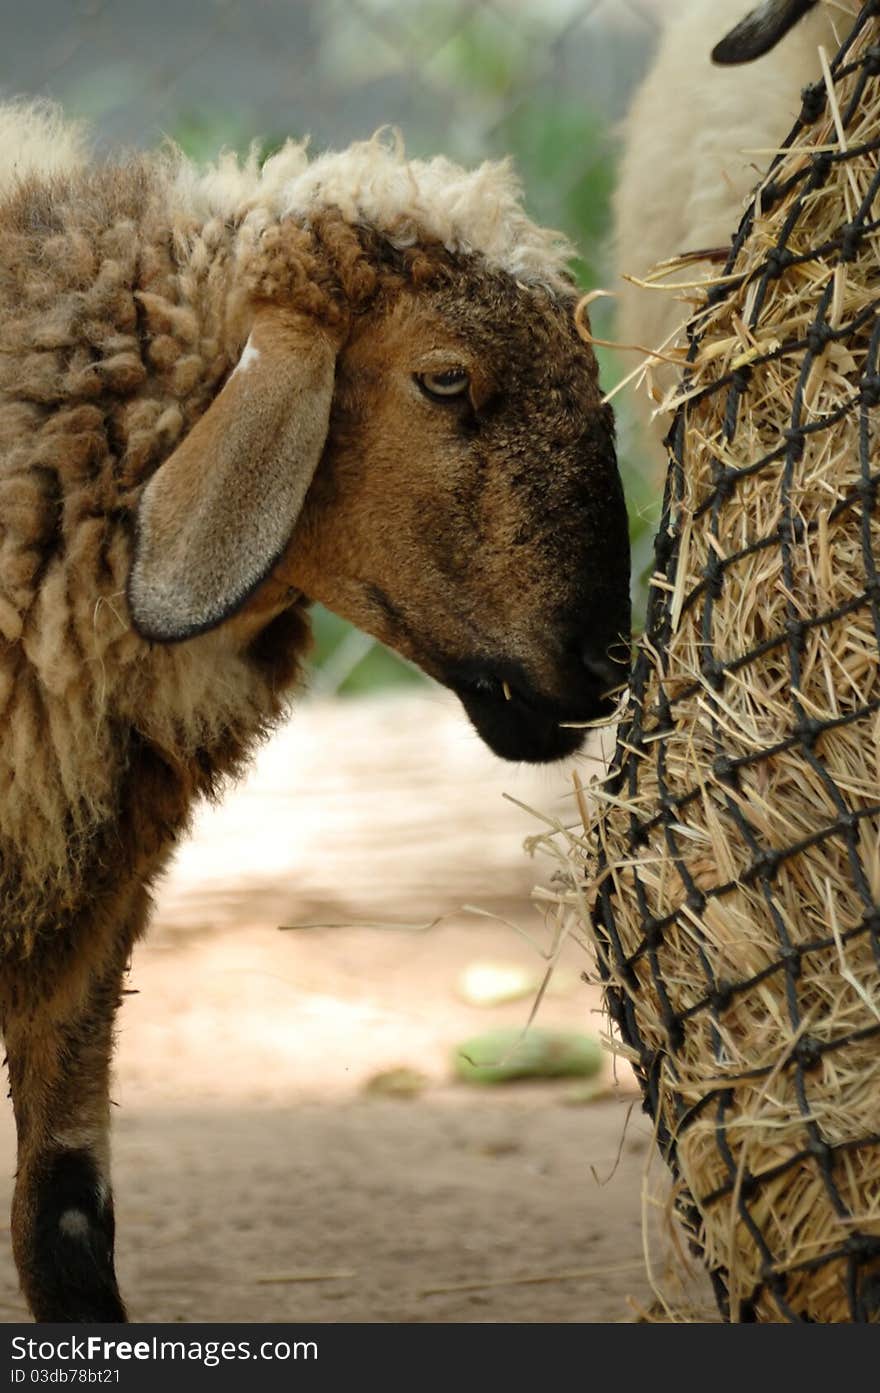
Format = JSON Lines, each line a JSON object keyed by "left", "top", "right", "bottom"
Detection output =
{"left": 572, "top": 2, "right": 880, "bottom": 1321}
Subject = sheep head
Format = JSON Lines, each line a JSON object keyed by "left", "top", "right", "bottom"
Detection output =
{"left": 128, "top": 214, "right": 630, "bottom": 764}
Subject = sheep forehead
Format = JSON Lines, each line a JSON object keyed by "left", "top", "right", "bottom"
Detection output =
{"left": 348, "top": 283, "right": 599, "bottom": 447}
{"left": 408, "top": 274, "right": 585, "bottom": 388}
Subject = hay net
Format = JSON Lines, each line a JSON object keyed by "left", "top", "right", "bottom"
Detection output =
{"left": 590, "top": 1, "right": 880, "bottom": 1322}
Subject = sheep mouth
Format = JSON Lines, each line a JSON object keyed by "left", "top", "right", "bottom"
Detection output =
{"left": 448, "top": 667, "right": 621, "bottom": 764}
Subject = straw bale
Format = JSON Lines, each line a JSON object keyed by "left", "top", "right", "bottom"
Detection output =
{"left": 581, "top": 2, "right": 880, "bottom": 1321}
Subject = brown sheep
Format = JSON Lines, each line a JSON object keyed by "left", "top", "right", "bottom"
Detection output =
{"left": 0, "top": 103, "right": 631, "bottom": 1322}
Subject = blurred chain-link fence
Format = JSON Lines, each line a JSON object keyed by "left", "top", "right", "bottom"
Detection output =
{"left": 0, "top": 0, "right": 663, "bottom": 691}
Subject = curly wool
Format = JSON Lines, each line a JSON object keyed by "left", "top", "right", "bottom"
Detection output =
{"left": 172, "top": 130, "right": 575, "bottom": 294}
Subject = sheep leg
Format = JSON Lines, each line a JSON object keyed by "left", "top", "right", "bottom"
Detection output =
{"left": 3, "top": 926, "right": 136, "bottom": 1323}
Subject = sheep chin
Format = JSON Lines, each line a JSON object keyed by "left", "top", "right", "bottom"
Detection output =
{"left": 453, "top": 685, "right": 612, "bottom": 765}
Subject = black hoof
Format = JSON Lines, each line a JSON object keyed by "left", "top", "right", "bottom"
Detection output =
{"left": 25, "top": 1149, "right": 127, "bottom": 1323}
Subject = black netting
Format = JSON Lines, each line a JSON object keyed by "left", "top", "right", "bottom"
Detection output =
{"left": 592, "top": 1, "right": 880, "bottom": 1323}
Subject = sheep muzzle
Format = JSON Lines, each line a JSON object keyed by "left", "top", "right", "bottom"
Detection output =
{"left": 446, "top": 647, "right": 628, "bottom": 763}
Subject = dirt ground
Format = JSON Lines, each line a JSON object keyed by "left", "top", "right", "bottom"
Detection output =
{"left": 0, "top": 691, "right": 713, "bottom": 1323}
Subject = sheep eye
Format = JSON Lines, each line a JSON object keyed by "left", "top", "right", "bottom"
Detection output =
{"left": 417, "top": 369, "right": 470, "bottom": 401}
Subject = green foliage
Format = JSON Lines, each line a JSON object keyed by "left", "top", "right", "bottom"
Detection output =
{"left": 453, "top": 1026, "right": 604, "bottom": 1085}
{"left": 166, "top": 112, "right": 261, "bottom": 166}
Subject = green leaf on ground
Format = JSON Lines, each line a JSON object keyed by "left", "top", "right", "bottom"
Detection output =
{"left": 453, "top": 1028, "right": 603, "bottom": 1085}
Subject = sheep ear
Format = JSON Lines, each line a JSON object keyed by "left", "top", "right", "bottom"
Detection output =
{"left": 128, "top": 308, "right": 337, "bottom": 643}
{"left": 712, "top": 0, "right": 816, "bottom": 64}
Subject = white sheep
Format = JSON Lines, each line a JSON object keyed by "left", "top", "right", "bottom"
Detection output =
{"left": 613, "top": 0, "right": 857, "bottom": 458}
{"left": 0, "top": 101, "right": 631, "bottom": 1322}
